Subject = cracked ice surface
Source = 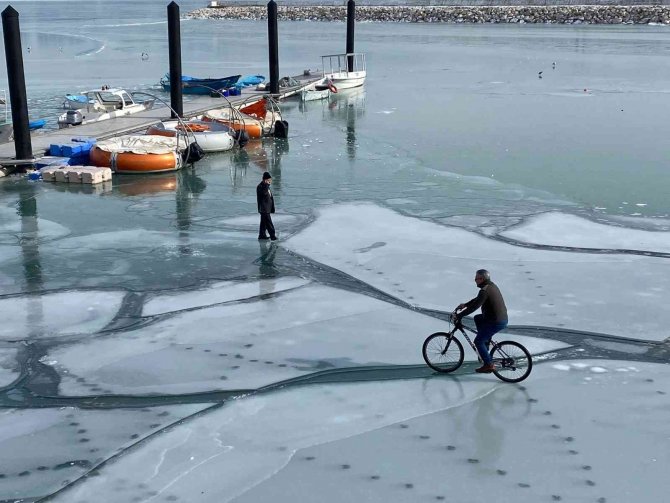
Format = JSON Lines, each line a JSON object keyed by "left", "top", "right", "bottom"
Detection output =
{"left": 51, "top": 378, "right": 498, "bottom": 502}
{"left": 0, "top": 348, "right": 19, "bottom": 387}
{"left": 284, "top": 203, "right": 670, "bottom": 341}
{"left": 48, "top": 282, "right": 569, "bottom": 396}
{"left": 0, "top": 404, "right": 210, "bottom": 501}
{"left": 143, "top": 277, "right": 310, "bottom": 316}
{"left": 52, "top": 360, "right": 670, "bottom": 503}
{"left": 0, "top": 205, "right": 71, "bottom": 246}
{"left": 0, "top": 291, "right": 125, "bottom": 340}
{"left": 500, "top": 211, "right": 670, "bottom": 253}
{"left": 215, "top": 214, "right": 305, "bottom": 230}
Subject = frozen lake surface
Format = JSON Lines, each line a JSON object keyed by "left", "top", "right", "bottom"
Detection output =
{"left": 0, "top": 1, "right": 669, "bottom": 501}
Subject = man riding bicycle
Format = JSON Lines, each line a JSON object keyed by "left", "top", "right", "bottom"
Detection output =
{"left": 454, "top": 269, "right": 508, "bottom": 374}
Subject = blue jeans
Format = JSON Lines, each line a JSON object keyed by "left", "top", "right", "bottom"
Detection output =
{"left": 474, "top": 314, "right": 508, "bottom": 365}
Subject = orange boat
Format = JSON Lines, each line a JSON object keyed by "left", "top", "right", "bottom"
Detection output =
{"left": 90, "top": 135, "right": 185, "bottom": 174}
{"left": 201, "top": 98, "right": 281, "bottom": 139}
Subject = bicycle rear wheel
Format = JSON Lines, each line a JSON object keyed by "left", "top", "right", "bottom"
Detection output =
{"left": 422, "top": 332, "right": 464, "bottom": 373}
{"left": 490, "top": 341, "right": 532, "bottom": 383}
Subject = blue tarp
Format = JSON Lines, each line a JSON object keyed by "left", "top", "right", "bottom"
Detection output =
{"left": 234, "top": 75, "right": 265, "bottom": 90}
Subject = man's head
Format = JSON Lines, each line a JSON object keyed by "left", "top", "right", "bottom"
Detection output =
{"left": 262, "top": 172, "right": 272, "bottom": 184}
{"left": 474, "top": 269, "right": 490, "bottom": 287}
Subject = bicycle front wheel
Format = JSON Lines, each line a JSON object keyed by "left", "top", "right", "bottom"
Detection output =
{"left": 490, "top": 341, "right": 533, "bottom": 383}
{"left": 422, "top": 332, "right": 464, "bottom": 373}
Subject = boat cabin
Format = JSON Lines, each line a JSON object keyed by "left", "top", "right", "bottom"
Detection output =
{"left": 320, "top": 53, "right": 366, "bottom": 90}
{"left": 321, "top": 53, "right": 366, "bottom": 77}
{"left": 64, "top": 88, "right": 139, "bottom": 112}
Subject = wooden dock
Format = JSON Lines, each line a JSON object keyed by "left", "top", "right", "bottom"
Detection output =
{"left": 0, "top": 74, "right": 320, "bottom": 165}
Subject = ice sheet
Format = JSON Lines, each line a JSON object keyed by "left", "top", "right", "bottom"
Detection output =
{"left": 0, "top": 290, "right": 124, "bottom": 341}
{"left": 52, "top": 360, "right": 670, "bottom": 503}
{"left": 0, "top": 347, "right": 19, "bottom": 387}
{"left": 52, "top": 377, "right": 499, "bottom": 502}
{"left": 284, "top": 203, "right": 670, "bottom": 341}
{"left": 46, "top": 283, "right": 569, "bottom": 396}
{"left": 501, "top": 211, "right": 670, "bottom": 253}
{"left": 143, "top": 277, "right": 310, "bottom": 316}
{"left": 216, "top": 214, "right": 304, "bottom": 230}
{"left": 234, "top": 360, "right": 670, "bottom": 503}
{"left": 0, "top": 403, "right": 209, "bottom": 501}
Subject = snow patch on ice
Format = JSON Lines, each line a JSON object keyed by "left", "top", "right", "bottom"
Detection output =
{"left": 284, "top": 203, "right": 670, "bottom": 341}
{"left": 0, "top": 348, "right": 19, "bottom": 387}
{"left": 501, "top": 212, "right": 670, "bottom": 253}
{"left": 143, "top": 277, "right": 310, "bottom": 316}
{"left": 0, "top": 290, "right": 124, "bottom": 340}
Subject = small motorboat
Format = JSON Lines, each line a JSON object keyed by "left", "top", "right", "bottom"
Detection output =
{"left": 301, "top": 79, "right": 337, "bottom": 102}
{"left": 58, "top": 88, "right": 155, "bottom": 129}
{"left": 160, "top": 73, "right": 241, "bottom": 95}
{"left": 89, "top": 135, "right": 189, "bottom": 174}
{"left": 321, "top": 53, "right": 366, "bottom": 90}
{"left": 146, "top": 119, "right": 235, "bottom": 153}
{"left": 202, "top": 98, "right": 282, "bottom": 139}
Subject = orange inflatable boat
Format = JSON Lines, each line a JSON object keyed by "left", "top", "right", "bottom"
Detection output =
{"left": 90, "top": 135, "right": 185, "bottom": 174}
{"left": 201, "top": 98, "right": 281, "bottom": 139}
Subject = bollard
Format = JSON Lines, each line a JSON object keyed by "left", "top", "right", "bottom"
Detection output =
{"left": 346, "top": 0, "right": 355, "bottom": 73}
{"left": 267, "top": 1, "right": 279, "bottom": 95}
{"left": 2, "top": 6, "right": 32, "bottom": 161}
{"left": 167, "top": 1, "right": 183, "bottom": 118}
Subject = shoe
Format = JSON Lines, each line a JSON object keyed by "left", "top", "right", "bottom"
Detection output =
{"left": 270, "top": 236, "right": 278, "bottom": 241}
{"left": 475, "top": 363, "right": 495, "bottom": 374}
{"left": 258, "top": 236, "right": 270, "bottom": 240}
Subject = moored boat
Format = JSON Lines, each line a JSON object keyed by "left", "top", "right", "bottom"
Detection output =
{"left": 57, "top": 88, "right": 155, "bottom": 129}
{"left": 90, "top": 135, "right": 187, "bottom": 174}
{"left": 160, "top": 74, "right": 241, "bottom": 95}
{"left": 147, "top": 120, "right": 235, "bottom": 153}
{"left": 301, "top": 79, "right": 337, "bottom": 102}
{"left": 321, "top": 53, "right": 366, "bottom": 90}
{"left": 202, "top": 98, "right": 282, "bottom": 139}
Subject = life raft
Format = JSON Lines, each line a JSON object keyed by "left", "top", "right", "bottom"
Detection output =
{"left": 146, "top": 120, "right": 235, "bottom": 153}
{"left": 202, "top": 98, "right": 281, "bottom": 138}
{"left": 89, "top": 135, "right": 185, "bottom": 174}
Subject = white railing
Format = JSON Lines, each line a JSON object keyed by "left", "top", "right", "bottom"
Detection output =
{"left": 321, "top": 53, "right": 366, "bottom": 77}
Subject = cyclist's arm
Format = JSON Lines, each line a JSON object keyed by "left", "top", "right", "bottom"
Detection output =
{"left": 457, "top": 289, "right": 487, "bottom": 318}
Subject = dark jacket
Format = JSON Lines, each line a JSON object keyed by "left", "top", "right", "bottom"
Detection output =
{"left": 460, "top": 280, "right": 508, "bottom": 323}
{"left": 256, "top": 181, "right": 275, "bottom": 214}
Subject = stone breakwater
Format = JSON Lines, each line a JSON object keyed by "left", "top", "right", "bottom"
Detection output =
{"left": 187, "top": 5, "right": 670, "bottom": 24}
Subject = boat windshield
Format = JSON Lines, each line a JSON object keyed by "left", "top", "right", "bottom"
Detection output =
{"left": 97, "top": 91, "right": 123, "bottom": 106}
{"left": 120, "top": 92, "right": 135, "bottom": 106}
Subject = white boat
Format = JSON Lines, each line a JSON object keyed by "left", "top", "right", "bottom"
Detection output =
{"left": 57, "top": 88, "right": 155, "bottom": 129}
{"left": 321, "top": 53, "right": 366, "bottom": 90}
{"left": 301, "top": 79, "right": 337, "bottom": 102}
{"left": 146, "top": 119, "right": 235, "bottom": 153}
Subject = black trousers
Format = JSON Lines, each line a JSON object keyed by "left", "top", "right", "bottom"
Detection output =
{"left": 259, "top": 212, "right": 276, "bottom": 238}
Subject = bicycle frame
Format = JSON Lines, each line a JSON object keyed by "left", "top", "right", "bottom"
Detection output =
{"left": 446, "top": 319, "right": 495, "bottom": 363}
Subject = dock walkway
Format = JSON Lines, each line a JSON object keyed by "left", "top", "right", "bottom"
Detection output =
{"left": 0, "top": 75, "right": 320, "bottom": 163}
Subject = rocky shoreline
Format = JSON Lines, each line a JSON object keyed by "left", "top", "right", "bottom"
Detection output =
{"left": 187, "top": 5, "right": 670, "bottom": 24}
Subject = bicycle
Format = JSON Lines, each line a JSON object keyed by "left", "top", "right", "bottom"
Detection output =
{"left": 422, "top": 313, "right": 532, "bottom": 383}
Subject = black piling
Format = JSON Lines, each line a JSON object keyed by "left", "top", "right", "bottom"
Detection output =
{"left": 346, "top": 0, "right": 355, "bottom": 72}
{"left": 2, "top": 6, "right": 32, "bottom": 161}
{"left": 267, "top": 0, "right": 279, "bottom": 95}
{"left": 167, "top": 1, "right": 183, "bottom": 118}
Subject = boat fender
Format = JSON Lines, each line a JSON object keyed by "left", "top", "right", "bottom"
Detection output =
{"left": 234, "top": 130, "right": 250, "bottom": 148}
{"left": 327, "top": 80, "right": 338, "bottom": 93}
{"left": 182, "top": 142, "right": 206, "bottom": 164}
{"left": 274, "top": 120, "right": 289, "bottom": 139}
